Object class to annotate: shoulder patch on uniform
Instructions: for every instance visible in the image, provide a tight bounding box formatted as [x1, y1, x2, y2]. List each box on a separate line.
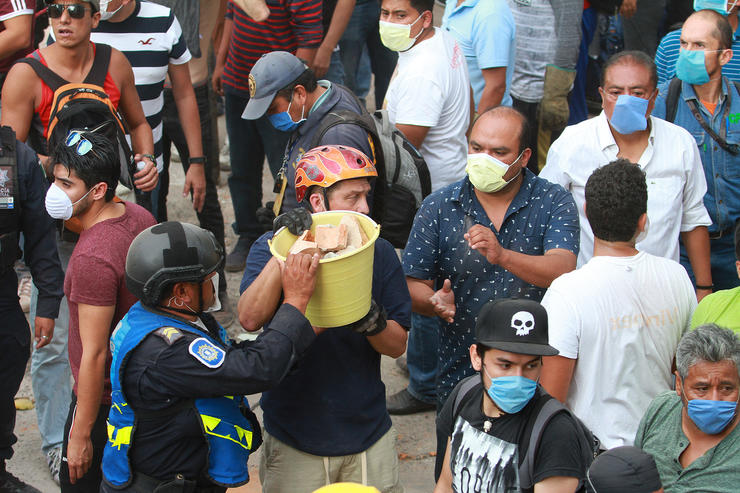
[188, 337, 225, 368]
[154, 326, 183, 345]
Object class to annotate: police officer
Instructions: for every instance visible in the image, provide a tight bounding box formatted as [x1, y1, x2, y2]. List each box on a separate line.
[0, 126, 64, 493]
[101, 221, 320, 492]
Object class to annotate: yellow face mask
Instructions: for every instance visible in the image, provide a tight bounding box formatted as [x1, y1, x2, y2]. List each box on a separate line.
[378, 14, 424, 52]
[465, 151, 523, 193]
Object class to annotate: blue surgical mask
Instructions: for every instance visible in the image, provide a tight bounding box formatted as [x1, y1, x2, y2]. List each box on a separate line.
[685, 389, 739, 434]
[268, 98, 306, 132]
[676, 49, 712, 85]
[483, 368, 538, 414]
[608, 94, 649, 135]
[694, 0, 736, 15]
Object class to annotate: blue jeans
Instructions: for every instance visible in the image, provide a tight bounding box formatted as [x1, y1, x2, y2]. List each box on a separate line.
[324, 49, 345, 86]
[224, 90, 290, 239]
[680, 234, 740, 292]
[568, 7, 597, 125]
[406, 313, 439, 404]
[30, 237, 74, 453]
[338, 0, 398, 110]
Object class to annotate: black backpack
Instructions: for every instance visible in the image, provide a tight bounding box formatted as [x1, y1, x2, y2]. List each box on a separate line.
[451, 375, 601, 492]
[16, 44, 137, 189]
[309, 87, 432, 249]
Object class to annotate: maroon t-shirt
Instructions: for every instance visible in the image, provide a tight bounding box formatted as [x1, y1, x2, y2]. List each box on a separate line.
[65, 201, 155, 403]
[0, 0, 35, 75]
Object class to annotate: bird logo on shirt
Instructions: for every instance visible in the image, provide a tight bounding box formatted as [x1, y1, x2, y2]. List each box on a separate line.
[138, 38, 155, 45]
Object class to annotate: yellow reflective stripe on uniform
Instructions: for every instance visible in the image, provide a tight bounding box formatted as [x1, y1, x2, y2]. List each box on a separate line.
[200, 414, 252, 450]
[107, 421, 133, 450]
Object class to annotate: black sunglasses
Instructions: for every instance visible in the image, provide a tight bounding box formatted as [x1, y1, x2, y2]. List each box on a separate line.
[47, 3, 90, 19]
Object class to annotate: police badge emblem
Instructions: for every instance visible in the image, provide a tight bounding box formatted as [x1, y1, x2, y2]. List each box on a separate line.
[248, 74, 256, 98]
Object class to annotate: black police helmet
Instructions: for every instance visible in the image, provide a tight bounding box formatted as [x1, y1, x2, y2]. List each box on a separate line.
[125, 221, 224, 306]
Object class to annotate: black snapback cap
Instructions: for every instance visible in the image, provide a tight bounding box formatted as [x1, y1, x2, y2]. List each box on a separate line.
[475, 298, 558, 357]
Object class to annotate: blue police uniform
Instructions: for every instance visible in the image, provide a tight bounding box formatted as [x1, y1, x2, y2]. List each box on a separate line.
[100, 301, 316, 492]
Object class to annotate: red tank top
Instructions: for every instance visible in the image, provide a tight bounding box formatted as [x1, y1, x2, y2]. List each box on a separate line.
[31, 44, 121, 137]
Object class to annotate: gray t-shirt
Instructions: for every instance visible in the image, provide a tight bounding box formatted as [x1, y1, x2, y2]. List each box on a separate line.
[635, 391, 740, 493]
[507, 0, 555, 103]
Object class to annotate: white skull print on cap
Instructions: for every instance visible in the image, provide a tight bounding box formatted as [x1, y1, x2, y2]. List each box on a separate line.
[511, 311, 535, 336]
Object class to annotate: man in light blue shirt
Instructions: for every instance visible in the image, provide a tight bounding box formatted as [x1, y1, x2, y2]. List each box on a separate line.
[441, 0, 515, 112]
[652, 9, 740, 291]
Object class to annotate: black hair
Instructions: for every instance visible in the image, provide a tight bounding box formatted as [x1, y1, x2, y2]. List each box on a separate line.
[49, 130, 120, 201]
[409, 0, 434, 16]
[475, 341, 492, 361]
[473, 105, 530, 155]
[585, 159, 647, 243]
[276, 66, 318, 100]
[693, 9, 733, 50]
[601, 50, 658, 91]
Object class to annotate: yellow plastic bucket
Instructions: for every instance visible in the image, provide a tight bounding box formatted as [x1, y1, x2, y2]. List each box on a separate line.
[268, 211, 380, 327]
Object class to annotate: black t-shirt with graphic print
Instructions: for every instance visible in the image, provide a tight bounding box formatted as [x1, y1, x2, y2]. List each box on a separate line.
[435, 378, 586, 493]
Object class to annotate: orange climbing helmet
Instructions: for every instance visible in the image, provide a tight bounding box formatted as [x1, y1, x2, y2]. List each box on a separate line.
[295, 145, 377, 203]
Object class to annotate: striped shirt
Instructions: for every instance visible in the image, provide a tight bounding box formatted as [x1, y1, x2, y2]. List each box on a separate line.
[90, 1, 191, 172]
[656, 28, 740, 86]
[222, 0, 323, 97]
[0, 0, 35, 74]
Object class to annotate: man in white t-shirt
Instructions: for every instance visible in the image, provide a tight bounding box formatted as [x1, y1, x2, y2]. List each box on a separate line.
[380, 0, 471, 416]
[381, 0, 470, 192]
[540, 159, 697, 450]
[540, 51, 713, 301]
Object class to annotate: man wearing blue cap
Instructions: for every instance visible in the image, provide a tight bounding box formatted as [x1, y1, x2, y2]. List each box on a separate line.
[241, 50, 373, 215]
[434, 298, 590, 493]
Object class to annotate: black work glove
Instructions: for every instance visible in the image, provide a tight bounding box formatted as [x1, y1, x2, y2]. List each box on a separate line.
[256, 202, 277, 233]
[273, 207, 312, 236]
[340, 300, 387, 336]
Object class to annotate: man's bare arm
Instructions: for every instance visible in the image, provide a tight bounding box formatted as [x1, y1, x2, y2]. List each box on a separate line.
[540, 355, 576, 403]
[477, 67, 507, 113]
[396, 123, 430, 150]
[0, 14, 32, 61]
[0, 62, 38, 141]
[111, 49, 158, 191]
[168, 62, 205, 211]
[66, 303, 115, 484]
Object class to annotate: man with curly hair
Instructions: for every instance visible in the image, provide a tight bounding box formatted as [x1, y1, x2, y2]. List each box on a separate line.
[540, 159, 698, 450]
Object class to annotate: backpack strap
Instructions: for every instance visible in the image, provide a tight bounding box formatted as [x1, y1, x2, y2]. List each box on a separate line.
[519, 396, 568, 490]
[451, 374, 480, 418]
[84, 43, 112, 87]
[664, 77, 683, 124]
[15, 53, 68, 92]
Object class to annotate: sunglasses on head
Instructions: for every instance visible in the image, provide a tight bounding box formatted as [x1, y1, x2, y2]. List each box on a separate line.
[65, 131, 93, 155]
[47, 3, 90, 19]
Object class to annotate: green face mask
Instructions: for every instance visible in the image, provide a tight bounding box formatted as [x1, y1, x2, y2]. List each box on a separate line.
[378, 14, 425, 52]
[465, 152, 523, 193]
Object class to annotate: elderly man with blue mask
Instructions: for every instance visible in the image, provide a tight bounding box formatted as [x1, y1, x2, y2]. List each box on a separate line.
[635, 324, 740, 491]
[652, 9, 740, 293]
[541, 50, 714, 301]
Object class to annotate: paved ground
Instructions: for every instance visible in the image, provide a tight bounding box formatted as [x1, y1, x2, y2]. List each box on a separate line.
[8, 114, 438, 492]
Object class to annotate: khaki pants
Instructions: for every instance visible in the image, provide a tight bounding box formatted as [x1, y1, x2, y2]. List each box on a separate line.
[259, 427, 403, 493]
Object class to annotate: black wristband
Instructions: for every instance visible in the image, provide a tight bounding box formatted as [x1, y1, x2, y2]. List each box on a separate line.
[363, 320, 388, 337]
[695, 284, 714, 290]
[188, 156, 206, 165]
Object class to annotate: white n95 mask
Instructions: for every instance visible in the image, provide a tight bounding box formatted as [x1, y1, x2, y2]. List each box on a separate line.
[44, 183, 93, 221]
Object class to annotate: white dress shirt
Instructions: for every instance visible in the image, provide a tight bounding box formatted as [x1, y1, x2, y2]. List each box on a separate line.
[541, 112, 711, 266]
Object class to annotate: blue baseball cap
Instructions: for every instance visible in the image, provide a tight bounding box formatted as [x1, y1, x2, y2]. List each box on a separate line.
[241, 51, 308, 120]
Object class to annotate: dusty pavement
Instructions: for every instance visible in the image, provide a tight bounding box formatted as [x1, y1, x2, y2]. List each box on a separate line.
[7, 115, 438, 492]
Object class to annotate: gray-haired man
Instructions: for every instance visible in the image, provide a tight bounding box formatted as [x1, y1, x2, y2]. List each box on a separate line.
[635, 324, 740, 491]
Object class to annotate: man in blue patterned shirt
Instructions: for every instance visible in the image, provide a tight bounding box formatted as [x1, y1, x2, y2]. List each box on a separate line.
[402, 106, 580, 409]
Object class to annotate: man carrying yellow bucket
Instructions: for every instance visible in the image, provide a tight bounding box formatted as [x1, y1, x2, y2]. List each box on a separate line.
[237, 145, 411, 493]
